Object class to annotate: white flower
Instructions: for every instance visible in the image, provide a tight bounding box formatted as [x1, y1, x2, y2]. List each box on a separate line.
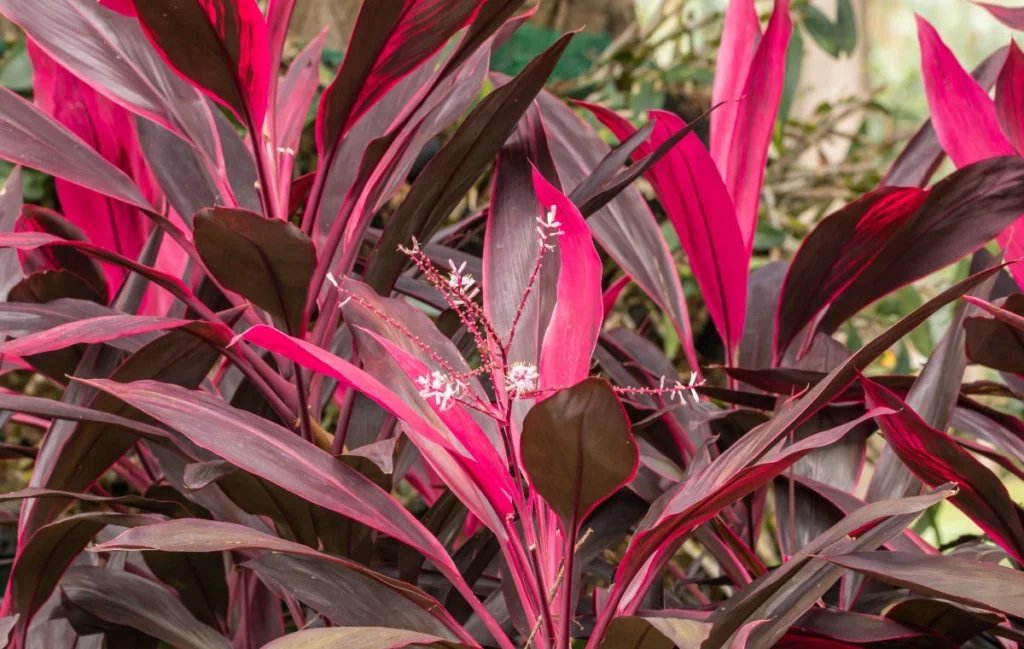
[536, 205, 564, 249]
[505, 362, 539, 397]
[447, 259, 480, 303]
[416, 371, 465, 412]
[397, 236, 421, 255]
[666, 373, 701, 404]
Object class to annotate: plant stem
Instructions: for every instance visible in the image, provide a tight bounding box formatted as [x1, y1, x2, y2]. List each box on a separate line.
[559, 523, 578, 649]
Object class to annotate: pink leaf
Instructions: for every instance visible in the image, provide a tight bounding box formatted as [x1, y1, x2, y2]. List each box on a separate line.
[275, 27, 328, 191]
[133, 0, 271, 131]
[996, 41, 1024, 154]
[98, 0, 136, 16]
[582, 104, 747, 355]
[603, 274, 630, 317]
[534, 168, 602, 390]
[718, 0, 791, 250]
[711, 0, 761, 172]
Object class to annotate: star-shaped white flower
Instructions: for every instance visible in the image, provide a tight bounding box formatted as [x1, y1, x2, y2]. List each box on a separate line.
[505, 362, 539, 397]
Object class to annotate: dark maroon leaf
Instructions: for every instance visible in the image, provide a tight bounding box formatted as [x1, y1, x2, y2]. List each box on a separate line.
[885, 598, 1000, 647]
[364, 34, 573, 294]
[521, 378, 638, 531]
[0, 168, 22, 300]
[143, 549, 228, 632]
[59, 566, 231, 649]
[863, 378, 1024, 563]
[258, 627, 465, 649]
[822, 552, 1024, 618]
[193, 207, 316, 334]
[740, 261, 788, 371]
[133, 0, 270, 132]
[0, 487, 189, 518]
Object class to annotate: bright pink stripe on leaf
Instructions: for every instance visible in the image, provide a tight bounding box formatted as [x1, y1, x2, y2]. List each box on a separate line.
[534, 168, 602, 390]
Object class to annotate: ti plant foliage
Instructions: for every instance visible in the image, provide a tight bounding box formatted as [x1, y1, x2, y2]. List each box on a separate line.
[0, 1, 1020, 648]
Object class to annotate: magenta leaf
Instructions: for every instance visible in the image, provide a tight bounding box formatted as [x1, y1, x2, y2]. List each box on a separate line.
[133, 0, 271, 132]
[710, 0, 761, 174]
[534, 169, 603, 388]
[98, 0, 136, 16]
[715, 0, 792, 250]
[582, 104, 747, 355]
[862, 377, 1024, 563]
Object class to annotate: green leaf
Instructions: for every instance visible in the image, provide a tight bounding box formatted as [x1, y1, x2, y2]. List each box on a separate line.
[776, 25, 804, 147]
[801, 4, 842, 58]
[836, 0, 858, 56]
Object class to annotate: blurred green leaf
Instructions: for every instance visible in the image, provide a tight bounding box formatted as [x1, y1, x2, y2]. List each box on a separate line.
[836, 0, 857, 55]
[775, 25, 804, 147]
[0, 43, 33, 93]
[801, 0, 856, 59]
[753, 222, 785, 252]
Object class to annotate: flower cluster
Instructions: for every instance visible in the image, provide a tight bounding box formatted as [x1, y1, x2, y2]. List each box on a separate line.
[416, 371, 467, 412]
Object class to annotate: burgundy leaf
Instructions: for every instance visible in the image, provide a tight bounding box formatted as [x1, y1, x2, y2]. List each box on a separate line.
[193, 207, 316, 334]
[0, 168, 23, 300]
[521, 378, 637, 530]
[535, 170, 603, 388]
[275, 27, 327, 187]
[582, 104, 747, 354]
[4, 512, 162, 641]
[862, 378, 1024, 563]
[740, 261, 787, 371]
[59, 566, 231, 649]
[779, 157, 1024, 356]
[996, 41, 1024, 154]
[133, 0, 271, 131]
[822, 551, 1024, 618]
[597, 617, 711, 649]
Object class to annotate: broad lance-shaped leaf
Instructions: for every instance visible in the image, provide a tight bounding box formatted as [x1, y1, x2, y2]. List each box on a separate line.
[535, 88, 701, 376]
[716, 0, 792, 250]
[0, 86, 147, 209]
[582, 104, 747, 355]
[997, 41, 1024, 154]
[965, 294, 1024, 374]
[521, 378, 637, 532]
[534, 169, 603, 389]
[194, 207, 316, 335]
[862, 378, 1024, 564]
[95, 519, 469, 640]
[822, 551, 1024, 618]
[0, 168, 22, 300]
[59, 566, 232, 649]
[597, 617, 711, 649]
[775, 156, 1024, 357]
[133, 0, 271, 131]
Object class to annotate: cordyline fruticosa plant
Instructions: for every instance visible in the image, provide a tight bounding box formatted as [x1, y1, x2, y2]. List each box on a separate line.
[0, 0, 1023, 647]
